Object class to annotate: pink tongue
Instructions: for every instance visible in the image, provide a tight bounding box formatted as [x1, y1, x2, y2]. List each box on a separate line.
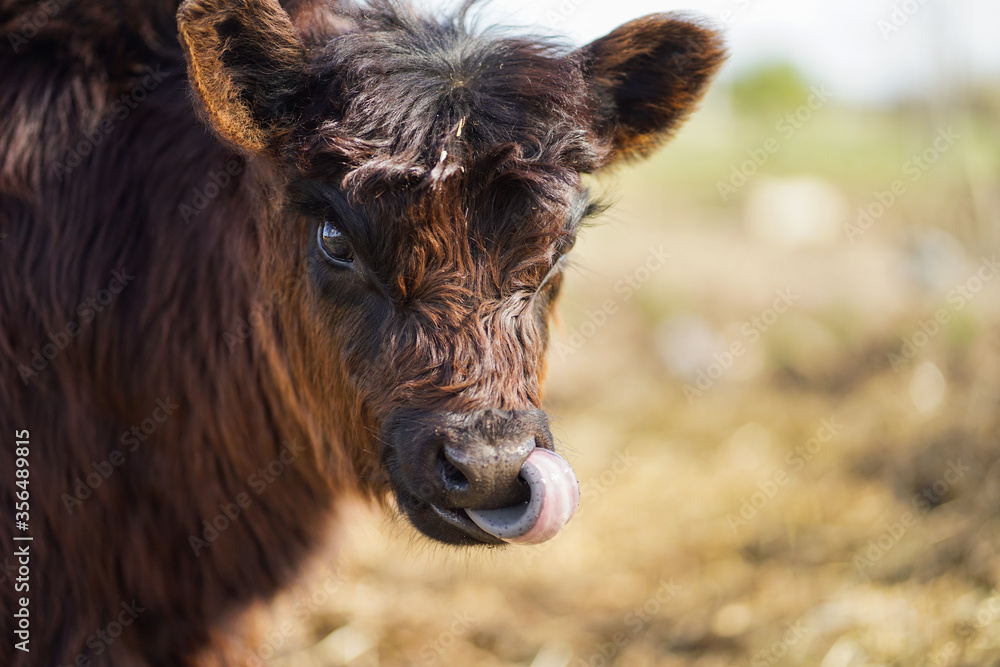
[465, 449, 579, 545]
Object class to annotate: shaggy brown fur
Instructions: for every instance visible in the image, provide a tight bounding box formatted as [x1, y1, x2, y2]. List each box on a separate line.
[0, 0, 724, 664]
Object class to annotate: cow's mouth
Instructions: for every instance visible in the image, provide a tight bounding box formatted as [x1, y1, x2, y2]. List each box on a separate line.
[395, 490, 504, 545]
[389, 448, 581, 546]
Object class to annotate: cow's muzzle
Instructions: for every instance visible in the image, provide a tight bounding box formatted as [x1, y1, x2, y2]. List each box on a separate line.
[380, 408, 579, 545]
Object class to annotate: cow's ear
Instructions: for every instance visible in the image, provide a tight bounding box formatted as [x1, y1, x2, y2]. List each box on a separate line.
[177, 0, 307, 154]
[580, 14, 726, 165]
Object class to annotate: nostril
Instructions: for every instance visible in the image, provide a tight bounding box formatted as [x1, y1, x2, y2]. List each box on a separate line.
[438, 438, 534, 509]
[439, 458, 470, 493]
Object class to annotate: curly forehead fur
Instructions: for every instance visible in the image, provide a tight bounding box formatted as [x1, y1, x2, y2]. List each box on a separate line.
[301, 1, 610, 188]
[284, 1, 612, 312]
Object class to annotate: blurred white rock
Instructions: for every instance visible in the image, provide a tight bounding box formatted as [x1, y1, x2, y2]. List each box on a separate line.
[530, 642, 572, 667]
[710, 602, 754, 637]
[744, 176, 848, 248]
[910, 361, 947, 414]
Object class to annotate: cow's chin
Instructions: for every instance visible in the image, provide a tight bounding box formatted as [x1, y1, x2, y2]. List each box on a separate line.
[392, 488, 506, 546]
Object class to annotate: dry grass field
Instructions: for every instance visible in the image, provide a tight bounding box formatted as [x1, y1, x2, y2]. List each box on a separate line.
[259, 76, 1000, 667]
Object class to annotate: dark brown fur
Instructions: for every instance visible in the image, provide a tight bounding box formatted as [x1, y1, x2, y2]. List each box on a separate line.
[0, 1, 724, 664]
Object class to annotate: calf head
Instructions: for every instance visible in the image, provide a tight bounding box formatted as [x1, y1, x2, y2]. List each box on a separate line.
[177, 0, 724, 545]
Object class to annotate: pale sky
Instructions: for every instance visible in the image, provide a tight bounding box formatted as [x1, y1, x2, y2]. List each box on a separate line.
[442, 0, 1000, 106]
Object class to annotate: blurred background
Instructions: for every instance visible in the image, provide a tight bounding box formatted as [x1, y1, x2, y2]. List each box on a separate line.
[266, 1, 1000, 664]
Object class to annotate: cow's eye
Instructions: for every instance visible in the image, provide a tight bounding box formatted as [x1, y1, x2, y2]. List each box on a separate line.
[318, 220, 355, 266]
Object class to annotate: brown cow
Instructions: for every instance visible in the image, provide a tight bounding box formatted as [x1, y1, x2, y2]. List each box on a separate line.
[0, 0, 724, 664]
